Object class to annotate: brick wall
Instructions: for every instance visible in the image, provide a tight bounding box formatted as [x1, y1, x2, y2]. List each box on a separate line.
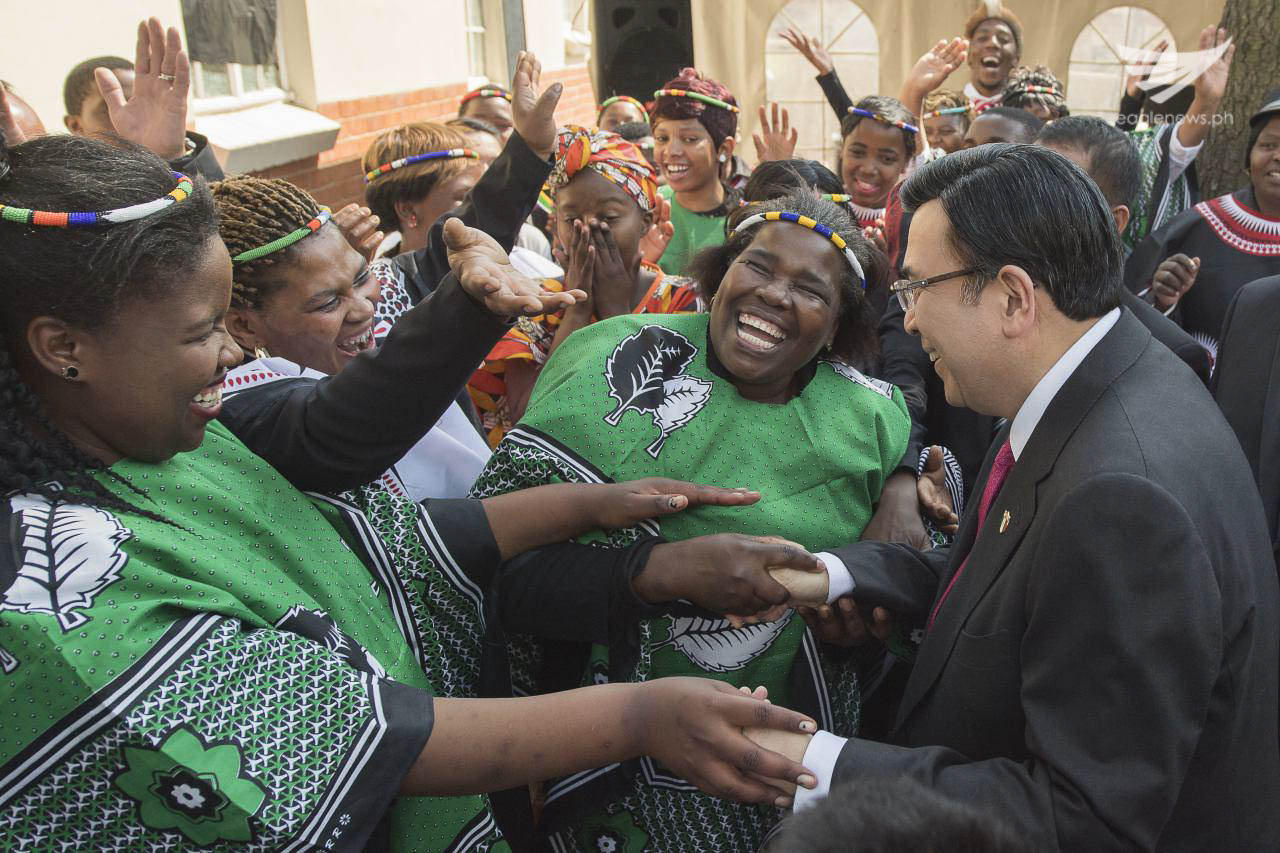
[251, 64, 597, 210]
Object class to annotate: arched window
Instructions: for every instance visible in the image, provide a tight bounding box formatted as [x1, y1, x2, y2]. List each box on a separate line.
[1067, 6, 1175, 121]
[765, 0, 878, 167]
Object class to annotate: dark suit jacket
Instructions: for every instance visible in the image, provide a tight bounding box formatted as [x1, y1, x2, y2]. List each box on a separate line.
[831, 311, 1280, 851]
[1213, 273, 1280, 564]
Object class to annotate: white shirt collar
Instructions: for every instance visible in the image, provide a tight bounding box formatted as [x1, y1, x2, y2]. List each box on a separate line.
[1008, 308, 1121, 460]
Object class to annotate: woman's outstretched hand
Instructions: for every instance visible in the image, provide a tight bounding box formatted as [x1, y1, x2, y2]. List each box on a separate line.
[443, 217, 586, 316]
[634, 678, 817, 807]
[593, 479, 761, 529]
[510, 50, 562, 160]
[98, 18, 190, 161]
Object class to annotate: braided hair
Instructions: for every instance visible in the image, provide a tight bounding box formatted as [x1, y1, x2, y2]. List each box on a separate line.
[210, 176, 323, 310]
[1002, 66, 1069, 120]
[0, 131, 218, 520]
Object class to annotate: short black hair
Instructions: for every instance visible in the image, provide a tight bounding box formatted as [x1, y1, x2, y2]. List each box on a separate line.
[973, 107, 1044, 143]
[690, 189, 883, 366]
[614, 121, 653, 144]
[741, 158, 844, 203]
[1036, 115, 1141, 210]
[446, 116, 500, 139]
[841, 95, 917, 157]
[63, 55, 133, 117]
[901, 143, 1122, 320]
[765, 777, 1034, 853]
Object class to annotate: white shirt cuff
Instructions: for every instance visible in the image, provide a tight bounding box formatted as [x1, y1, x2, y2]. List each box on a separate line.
[816, 552, 855, 603]
[793, 730, 848, 811]
[1167, 119, 1203, 180]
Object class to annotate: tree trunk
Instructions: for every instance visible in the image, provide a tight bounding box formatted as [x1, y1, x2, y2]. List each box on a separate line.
[1199, 0, 1280, 200]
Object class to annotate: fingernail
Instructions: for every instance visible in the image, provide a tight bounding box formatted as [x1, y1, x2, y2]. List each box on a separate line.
[668, 496, 682, 509]
[799, 720, 816, 732]
[775, 796, 792, 808]
[797, 774, 817, 788]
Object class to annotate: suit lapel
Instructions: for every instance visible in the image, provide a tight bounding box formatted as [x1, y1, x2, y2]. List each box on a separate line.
[893, 311, 1152, 733]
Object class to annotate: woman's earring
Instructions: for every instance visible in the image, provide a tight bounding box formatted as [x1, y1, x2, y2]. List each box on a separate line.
[718, 153, 727, 163]
[60, 365, 80, 380]
[254, 346, 270, 360]
[408, 215, 418, 228]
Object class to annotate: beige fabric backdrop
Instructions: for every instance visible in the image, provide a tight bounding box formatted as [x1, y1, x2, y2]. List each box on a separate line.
[689, 0, 1226, 161]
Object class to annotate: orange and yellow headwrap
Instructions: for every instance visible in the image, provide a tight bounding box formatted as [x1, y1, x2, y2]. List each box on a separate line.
[546, 125, 658, 213]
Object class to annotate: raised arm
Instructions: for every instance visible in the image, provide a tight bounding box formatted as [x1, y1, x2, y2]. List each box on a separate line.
[778, 28, 854, 120]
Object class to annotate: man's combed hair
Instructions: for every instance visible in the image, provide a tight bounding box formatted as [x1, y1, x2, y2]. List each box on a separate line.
[840, 95, 917, 157]
[63, 55, 133, 116]
[0, 131, 218, 520]
[975, 106, 1044, 143]
[210, 176, 324, 310]
[901, 143, 1123, 320]
[690, 189, 883, 366]
[1036, 115, 1141, 210]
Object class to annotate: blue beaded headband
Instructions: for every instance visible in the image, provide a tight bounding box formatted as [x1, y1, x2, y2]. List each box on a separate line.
[732, 210, 866, 290]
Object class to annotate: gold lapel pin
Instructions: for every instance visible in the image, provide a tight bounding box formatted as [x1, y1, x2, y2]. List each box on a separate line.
[999, 510, 1011, 533]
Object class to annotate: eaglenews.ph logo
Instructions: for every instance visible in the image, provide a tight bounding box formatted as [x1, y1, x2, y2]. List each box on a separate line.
[1118, 39, 1232, 103]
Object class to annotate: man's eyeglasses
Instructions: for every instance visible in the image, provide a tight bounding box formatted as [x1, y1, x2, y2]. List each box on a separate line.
[889, 268, 981, 311]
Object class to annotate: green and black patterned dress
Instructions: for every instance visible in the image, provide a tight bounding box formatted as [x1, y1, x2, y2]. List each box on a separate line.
[0, 421, 507, 851]
[470, 312, 911, 852]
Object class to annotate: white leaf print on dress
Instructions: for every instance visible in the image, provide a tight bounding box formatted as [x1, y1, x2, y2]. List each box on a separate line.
[647, 375, 713, 457]
[658, 615, 789, 673]
[2, 494, 131, 632]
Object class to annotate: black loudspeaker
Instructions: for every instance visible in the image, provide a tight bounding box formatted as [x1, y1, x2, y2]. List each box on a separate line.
[593, 0, 695, 104]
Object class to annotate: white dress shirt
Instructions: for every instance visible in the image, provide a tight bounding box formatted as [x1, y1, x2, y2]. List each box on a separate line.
[794, 307, 1121, 809]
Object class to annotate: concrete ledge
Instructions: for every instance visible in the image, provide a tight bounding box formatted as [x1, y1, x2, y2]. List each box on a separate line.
[194, 101, 341, 174]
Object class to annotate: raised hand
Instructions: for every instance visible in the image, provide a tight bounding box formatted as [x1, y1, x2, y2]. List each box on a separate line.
[634, 533, 824, 617]
[918, 445, 959, 534]
[0, 85, 28, 146]
[752, 103, 798, 164]
[592, 478, 760, 529]
[509, 50, 562, 159]
[1192, 26, 1235, 110]
[900, 37, 968, 114]
[1125, 38, 1169, 98]
[98, 18, 190, 160]
[639, 195, 674, 265]
[443, 217, 586, 316]
[634, 677, 817, 807]
[778, 27, 834, 76]
[1151, 254, 1199, 312]
[333, 204, 384, 262]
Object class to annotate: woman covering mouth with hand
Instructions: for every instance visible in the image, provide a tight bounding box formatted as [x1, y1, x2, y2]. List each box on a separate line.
[650, 68, 742, 276]
[471, 190, 911, 851]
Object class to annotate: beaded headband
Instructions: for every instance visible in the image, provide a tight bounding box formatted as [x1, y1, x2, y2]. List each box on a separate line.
[820, 194, 852, 203]
[653, 88, 740, 114]
[536, 188, 555, 215]
[921, 105, 973, 120]
[599, 95, 650, 122]
[460, 87, 511, 106]
[0, 172, 193, 228]
[1018, 84, 1063, 97]
[846, 107, 918, 134]
[364, 148, 479, 183]
[233, 207, 332, 263]
[732, 211, 866, 290]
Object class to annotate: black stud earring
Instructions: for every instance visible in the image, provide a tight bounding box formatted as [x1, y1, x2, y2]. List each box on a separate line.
[61, 365, 80, 380]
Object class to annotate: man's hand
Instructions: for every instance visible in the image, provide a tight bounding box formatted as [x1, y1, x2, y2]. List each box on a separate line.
[1125, 38, 1168, 99]
[333, 204, 384, 262]
[591, 479, 760, 529]
[640, 196, 674, 266]
[509, 50, 562, 160]
[861, 470, 931, 549]
[632, 678, 816, 808]
[778, 28, 834, 76]
[99, 18, 190, 160]
[1151, 254, 1199, 312]
[798, 598, 893, 647]
[753, 103, 798, 164]
[900, 37, 967, 114]
[634, 533, 823, 617]
[0, 85, 28, 146]
[918, 446, 959, 534]
[443, 217, 586, 316]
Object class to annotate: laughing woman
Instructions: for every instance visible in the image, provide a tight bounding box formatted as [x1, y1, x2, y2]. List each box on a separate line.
[0, 132, 826, 851]
[838, 96, 918, 231]
[471, 191, 910, 851]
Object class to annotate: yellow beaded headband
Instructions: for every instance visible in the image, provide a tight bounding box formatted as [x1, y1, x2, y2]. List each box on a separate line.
[732, 210, 866, 289]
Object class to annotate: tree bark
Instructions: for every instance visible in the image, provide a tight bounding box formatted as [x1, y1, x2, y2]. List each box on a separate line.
[1199, 0, 1280, 200]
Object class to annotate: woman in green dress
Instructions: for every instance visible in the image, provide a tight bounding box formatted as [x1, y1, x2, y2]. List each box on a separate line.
[0, 128, 826, 851]
[471, 191, 911, 850]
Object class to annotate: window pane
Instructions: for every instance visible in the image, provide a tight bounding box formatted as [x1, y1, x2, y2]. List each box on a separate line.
[1067, 6, 1174, 123]
[468, 32, 487, 78]
[466, 0, 485, 27]
[201, 64, 232, 97]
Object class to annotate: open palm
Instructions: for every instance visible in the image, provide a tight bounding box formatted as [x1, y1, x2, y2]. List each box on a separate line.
[99, 18, 190, 160]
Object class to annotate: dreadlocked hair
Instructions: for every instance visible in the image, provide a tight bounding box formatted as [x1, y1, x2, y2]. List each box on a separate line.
[1002, 66, 1069, 119]
[210, 176, 324, 310]
[0, 130, 218, 523]
[693, 190, 884, 367]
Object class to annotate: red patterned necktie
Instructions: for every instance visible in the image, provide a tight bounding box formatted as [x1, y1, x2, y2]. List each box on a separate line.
[928, 439, 1015, 630]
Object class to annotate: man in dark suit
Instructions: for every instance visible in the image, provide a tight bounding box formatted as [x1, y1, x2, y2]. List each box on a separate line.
[752, 145, 1280, 851]
[1214, 273, 1280, 566]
